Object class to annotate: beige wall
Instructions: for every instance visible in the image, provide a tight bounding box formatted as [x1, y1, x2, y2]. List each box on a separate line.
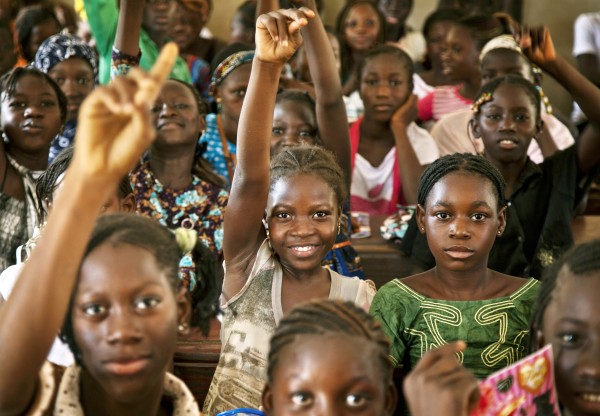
[208, 0, 600, 115]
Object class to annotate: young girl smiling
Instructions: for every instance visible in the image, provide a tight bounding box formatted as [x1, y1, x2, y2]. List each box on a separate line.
[203, 8, 375, 413]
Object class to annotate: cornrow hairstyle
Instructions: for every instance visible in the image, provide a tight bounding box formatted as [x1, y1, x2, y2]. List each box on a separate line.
[454, 13, 510, 51]
[161, 79, 226, 189]
[267, 299, 393, 384]
[355, 44, 414, 89]
[417, 153, 506, 209]
[472, 75, 541, 123]
[60, 213, 222, 364]
[15, 5, 61, 62]
[532, 240, 600, 343]
[335, 0, 386, 83]
[269, 144, 346, 208]
[0, 66, 68, 128]
[275, 89, 323, 146]
[35, 147, 133, 224]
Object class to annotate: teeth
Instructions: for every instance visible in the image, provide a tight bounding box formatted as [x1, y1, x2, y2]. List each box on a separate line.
[293, 246, 313, 252]
[581, 394, 600, 402]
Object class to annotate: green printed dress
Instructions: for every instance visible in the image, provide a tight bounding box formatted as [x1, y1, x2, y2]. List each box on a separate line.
[370, 278, 540, 379]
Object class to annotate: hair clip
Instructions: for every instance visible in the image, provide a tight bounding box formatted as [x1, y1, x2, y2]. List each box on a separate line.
[471, 92, 493, 113]
[535, 85, 553, 115]
[173, 227, 198, 254]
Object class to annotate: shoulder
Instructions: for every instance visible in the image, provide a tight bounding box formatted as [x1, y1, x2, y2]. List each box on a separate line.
[509, 277, 540, 302]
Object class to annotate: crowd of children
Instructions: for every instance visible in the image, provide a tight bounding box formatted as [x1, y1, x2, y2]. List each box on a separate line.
[0, 0, 599, 414]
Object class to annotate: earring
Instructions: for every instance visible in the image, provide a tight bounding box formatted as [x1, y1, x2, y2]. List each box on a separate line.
[337, 223, 341, 234]
[497, 230, 503, 236]
[420, 227, 425, 232]
[178, 323, 189, 333]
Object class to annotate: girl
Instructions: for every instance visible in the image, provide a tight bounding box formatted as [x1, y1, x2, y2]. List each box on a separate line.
[431, 34, 575, 163]
[418, 14, 508, 124]
[335, 0, 386, 96]
[0, 43, 219, 415]
[33, 33, 98, 161]
[350, 44, 439, 215]
[83, 0, 191, 84]
[0, 67, 67, 271]
[263, 300, 397, 414]
[403, 239, 600, 416]
[413, 8, 463, 99]
[371, 152, 540, 379]
[202, 44, 254, 186]
[379, 0, 426, 63]
[14, 5, 61, 63]
[203, 8, 376, 413]
[403, 27, 600, 280]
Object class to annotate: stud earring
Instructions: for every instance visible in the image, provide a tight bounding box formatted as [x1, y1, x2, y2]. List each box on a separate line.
[420, 227, 425, 232]
[178, 323, 189, 333]
[337, 223, 341, 234]
[497, 230, 503, 236]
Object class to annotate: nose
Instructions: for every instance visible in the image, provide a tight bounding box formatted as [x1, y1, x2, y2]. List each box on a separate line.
[24, 104, 42, 118]
[290, 216, 315, 237]
[449, 217, 470, 239]
[499, 115, 516, 131]
[376, 82, 391, 98]
[106, 308, 143, 345]
[577, 341, 600, 381]
[281, 133, 300, 147]
[158, 103, 176, 118]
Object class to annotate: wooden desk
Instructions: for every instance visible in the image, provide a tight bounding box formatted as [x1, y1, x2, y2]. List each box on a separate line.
[572, 215, 600, 244]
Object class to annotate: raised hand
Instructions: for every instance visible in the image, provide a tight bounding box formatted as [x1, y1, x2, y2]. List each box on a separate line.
[72, 43, 178, 182]
[403, 341, 480, 416]
[516, 26, 557, 68]
[255, 8, 315, 65]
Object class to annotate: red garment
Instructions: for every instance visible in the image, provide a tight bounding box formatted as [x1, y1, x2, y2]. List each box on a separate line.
[349, 117, 406, 215]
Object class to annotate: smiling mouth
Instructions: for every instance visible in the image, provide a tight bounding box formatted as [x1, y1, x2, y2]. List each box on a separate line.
[497, 138, 519, 149]
[158, 121, 183, 130]
[580, 393, 600, 403]
[289, 244, 319, 257]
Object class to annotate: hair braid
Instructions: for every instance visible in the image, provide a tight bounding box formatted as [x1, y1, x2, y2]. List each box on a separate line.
[267, 300, 392, 384]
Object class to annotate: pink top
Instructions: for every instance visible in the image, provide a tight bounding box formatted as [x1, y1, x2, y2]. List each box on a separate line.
[418, 85, 472, 122]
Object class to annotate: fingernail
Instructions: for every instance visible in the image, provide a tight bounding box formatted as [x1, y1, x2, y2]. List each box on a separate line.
[282, 39, 288, 47]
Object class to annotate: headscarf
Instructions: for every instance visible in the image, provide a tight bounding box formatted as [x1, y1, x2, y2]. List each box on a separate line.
[33, 33, 98, 82]
[479, 34, 522, 62]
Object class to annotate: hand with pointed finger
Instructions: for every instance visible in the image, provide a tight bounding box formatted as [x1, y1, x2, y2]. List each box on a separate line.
[72, 43, 178, 182]
[255, 8, 315, 65]
[403, 341, 480, 416]
[516, 26, 556, 67]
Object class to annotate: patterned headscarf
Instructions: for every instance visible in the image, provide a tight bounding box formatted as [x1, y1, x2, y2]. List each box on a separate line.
[479, 34, 522, 62]
[33, 33, 98, 82]
[209, 50, 254, 89]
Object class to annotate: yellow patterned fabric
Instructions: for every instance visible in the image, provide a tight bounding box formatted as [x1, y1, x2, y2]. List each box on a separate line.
[370, 278, 540, 379]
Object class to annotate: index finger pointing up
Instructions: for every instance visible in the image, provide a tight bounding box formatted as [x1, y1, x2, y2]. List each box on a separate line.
[134, 42, 179, 106]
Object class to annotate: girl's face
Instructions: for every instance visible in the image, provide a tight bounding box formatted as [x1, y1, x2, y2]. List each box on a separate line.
[142, 0, 173, 34]
[48, 57, 94, 123]
[28, 19, 61, 62]
[343, 3, 381, 52]
[263, 334, 396, 415]
[416, 172, 505, 272]
[152, 80, 204, 148]
[270, 100, 318, 156]
[472, 83, 541, 165]
[266, 173, 339, 275]
[540, 271, 600, 416]
[214, 62, 251, 129]
[441, 25, 480, 82]
[359, 54, 411, 123]
[379, 0, 412, 26]
[480, 49, 533, 86]
[168, 2, 207, 51]
[73, 242, 188, 403]
[1, 74, 62, 156]
[425, 20, 454, 68]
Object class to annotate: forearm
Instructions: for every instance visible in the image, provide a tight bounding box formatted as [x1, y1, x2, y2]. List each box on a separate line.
[0, 172, 111, 413]
[256, 0, 278, 18]
[393, 123, 424, 204]
[114, 0, 144, 56]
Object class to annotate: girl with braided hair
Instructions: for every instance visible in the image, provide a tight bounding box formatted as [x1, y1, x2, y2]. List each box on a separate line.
[371, 152, 540, 380]
[262, 300, 397, 414]
[203, 8, 375, 413]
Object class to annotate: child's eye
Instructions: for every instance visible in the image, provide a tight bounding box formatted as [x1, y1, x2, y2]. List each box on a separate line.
[291, 392, 312, 406]
[364, 79, 378, 86]
[514, 114, 530, 122]
[82, 303, 107, 316]
[8, 101, 25, 109]
[174, 103, 191, 110]
[345, 20, 357, 29]
[435, 212, 450, 220]
[77, 77, 92, 85]
[234, 89, 246, 98]
[53, 77, 65, 85]
[151, 105, 162, 113]
[390, 80, 402, 87]
[275, 212, 291, 219]
[485, 114, 502, 121]
[41, 100, 57, 108]
[452, 46, 462, 53]
[313, 211, 329, 218]
[298, 130, 315, 138]
[346, 393, 368, 407]
[365, 19, 375, 27]
[471, 213, 487, 221]
[559, 333, 581, 346]
[135, 296, 161, 310]
[272, 127, 284, 135]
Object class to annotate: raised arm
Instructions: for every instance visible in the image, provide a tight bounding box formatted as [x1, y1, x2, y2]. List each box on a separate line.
[114, 0, 144, 58]
[292, 0, 351, 190]
[0, 45, 176, 415]
[222, 8, 314, 300]
[392, 94, 424, 204]
[519, 26, 600, 174]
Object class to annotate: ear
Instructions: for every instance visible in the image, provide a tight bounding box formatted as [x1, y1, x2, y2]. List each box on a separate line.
[384, 381, 399, 415]
[262, 383, 274, 414]
[176, 287, 192, 336]
[535, 118, 544, 139]
[470, 117, 482, 139]
[416, 204, 426, 234]
[196, 112, 206, 134]
[119, 194, 136, 213]
[496, 205, 507, 236]
[534, 329, 546, 350]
